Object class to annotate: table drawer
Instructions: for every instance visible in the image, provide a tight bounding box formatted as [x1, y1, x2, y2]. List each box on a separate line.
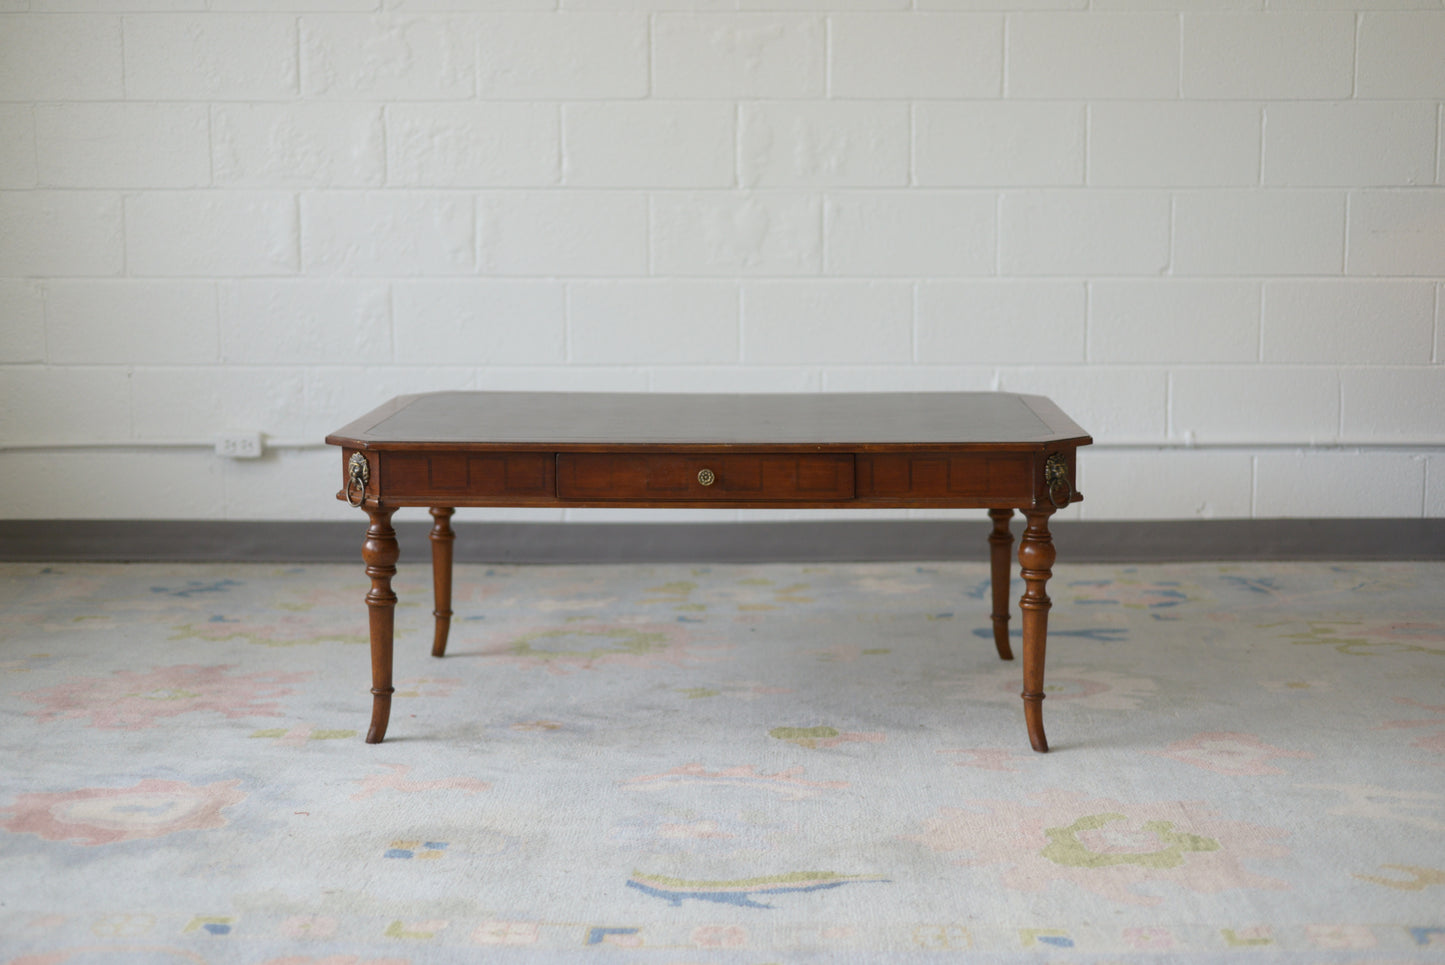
[557, 452, 855, 501]
[857, 452, 1033, 499]
[379, 451, 554, 500]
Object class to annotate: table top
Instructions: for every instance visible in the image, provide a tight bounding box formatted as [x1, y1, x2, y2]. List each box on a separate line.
[327, 391, 1092, 451]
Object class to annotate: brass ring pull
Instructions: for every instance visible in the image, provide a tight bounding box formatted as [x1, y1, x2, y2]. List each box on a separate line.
[346, 453, 370, 508]
[1044, 453, 1074, 509]
[697, 468, 716, 487]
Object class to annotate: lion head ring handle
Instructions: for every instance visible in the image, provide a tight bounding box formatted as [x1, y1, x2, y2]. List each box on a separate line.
[346, 453, 370, 508]
[1044, 453, 1074, 509]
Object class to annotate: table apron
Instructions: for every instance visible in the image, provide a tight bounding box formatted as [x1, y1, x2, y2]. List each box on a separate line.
[343, 447, 1080, 511]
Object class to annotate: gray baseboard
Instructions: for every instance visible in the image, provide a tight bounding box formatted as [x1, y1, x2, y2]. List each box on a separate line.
[1, 518, 1442, 563]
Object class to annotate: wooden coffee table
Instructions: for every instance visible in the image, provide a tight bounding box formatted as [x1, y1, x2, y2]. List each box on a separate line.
[327, 392, 1091, 752]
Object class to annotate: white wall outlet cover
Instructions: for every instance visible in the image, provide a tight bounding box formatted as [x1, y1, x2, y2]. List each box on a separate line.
[216, 433, 264, 459]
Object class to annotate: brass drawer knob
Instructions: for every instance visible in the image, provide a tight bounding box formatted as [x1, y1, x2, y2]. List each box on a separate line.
[697, 468, 716, 487]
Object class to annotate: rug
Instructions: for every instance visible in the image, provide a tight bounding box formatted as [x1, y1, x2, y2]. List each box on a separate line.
[1, 559, 1442, 964]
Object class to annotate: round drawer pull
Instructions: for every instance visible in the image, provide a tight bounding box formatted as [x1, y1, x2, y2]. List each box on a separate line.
[697, 468, 716, 487]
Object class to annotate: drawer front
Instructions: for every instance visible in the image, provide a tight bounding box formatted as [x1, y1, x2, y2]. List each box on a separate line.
[380, 452, 554, 500]
[557, 452, 855, 502]
[857, 452, 1032, 500]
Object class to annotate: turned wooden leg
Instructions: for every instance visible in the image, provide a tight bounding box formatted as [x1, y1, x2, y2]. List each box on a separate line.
[987, 508, 1015, 661]
[1019, 507, 1056, 753]
[363, 506, 399, 744]
[429, 507, 456, 658]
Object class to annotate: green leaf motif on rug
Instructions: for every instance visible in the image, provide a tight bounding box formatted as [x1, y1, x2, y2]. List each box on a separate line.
[680, 687, 721, 699]
[633, 870, 869, 889]
[169, 623, 368, 648]
[1041, 813, 1221, 870]
[127, 687, 200, 702]
[770, 725, 839, 743]
[506, 627, 671, 661]
[641, 581, 699, 605]
[1276, 620, 1445, 657]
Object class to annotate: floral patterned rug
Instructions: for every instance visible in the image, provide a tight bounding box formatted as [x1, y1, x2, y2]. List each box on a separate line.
[1, 560, 1443, 964]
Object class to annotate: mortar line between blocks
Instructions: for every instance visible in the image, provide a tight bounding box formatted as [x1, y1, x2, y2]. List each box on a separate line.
[1175, 13, 1183, 100]
[118, 15, 128, 101]
[993, 193, 1002, 277]
[1437, 103, 1444, 188]
[824, 16, 833, 99]
[1340, 191, 1350, 276]
[1164, 369, 1173, 444]
[1165, 191, 1176, 277]
[645, 13, 654, 99]
[205, 106, 218, 189]
[119, 187, 129, 279]
[293, 15, 303, 100]
[733, 100, 742, 190]
[999, 14, 1009, 99]
[1351, 12, 1361, 101]
[1256, 104, 1265, 188]
[1257, 283, 1265, 363]
[1336, 371, 1344, 441]
[907, 102, 917, 188]
[1434, 283, 1441, 365]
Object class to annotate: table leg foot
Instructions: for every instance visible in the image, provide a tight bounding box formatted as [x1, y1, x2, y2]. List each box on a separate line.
[987, 508, 1014, 661]
[363, 506, 398, 744]
[366, 692, 392, 745]
[1019, 507, 1056, 754]
[1023, 695, 1048, 753]
[429, 507, 456, 658]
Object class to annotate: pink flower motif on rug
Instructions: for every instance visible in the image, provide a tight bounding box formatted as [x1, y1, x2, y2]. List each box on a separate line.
[1122, 926, 1176, 950]
[939, 748, 1024, 772]
[622, 763, 848, 800]
[351, 764, 491, 801]
[692, 925, 748, 948]
[1379, 698, 1445, 756]
[20, 664, 308, 729]
[481, 623, 726, 674]
[1306, 924, 1377, 949]
[906, 790, 1289, 906]
[11, 949, 208, 965]
[1, 779, 245, 845]
[258, 957, 410, 965]
[1152, 732, 1312, 776]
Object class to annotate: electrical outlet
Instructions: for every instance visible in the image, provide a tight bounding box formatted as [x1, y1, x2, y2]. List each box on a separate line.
[216, 433, 264, 459]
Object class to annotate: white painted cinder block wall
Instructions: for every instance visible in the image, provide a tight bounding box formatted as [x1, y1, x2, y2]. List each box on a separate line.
[0, 2, 1442, 524]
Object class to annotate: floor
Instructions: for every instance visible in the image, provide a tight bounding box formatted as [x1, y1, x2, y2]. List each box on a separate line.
[1, 560, 1443, 963]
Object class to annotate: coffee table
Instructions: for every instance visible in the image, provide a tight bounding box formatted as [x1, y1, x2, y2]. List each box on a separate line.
[327, 391, 1091, 752]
